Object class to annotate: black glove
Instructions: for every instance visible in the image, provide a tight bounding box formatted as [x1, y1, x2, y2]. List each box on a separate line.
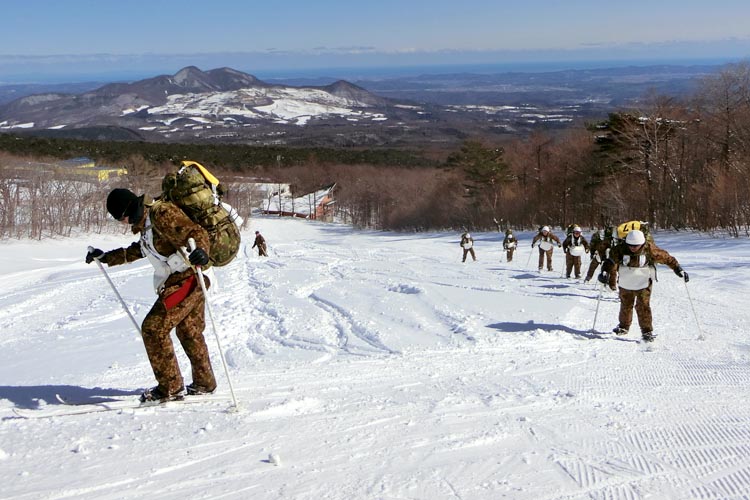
[86, 248, 104, 264]
[675, 266, 689, 282]
[597, 272, 609, 284]
[601, 258, 614, 273]
[558, 244, 562, 248]
[531, 243, 535, 248]
[188, 247, 209, 266]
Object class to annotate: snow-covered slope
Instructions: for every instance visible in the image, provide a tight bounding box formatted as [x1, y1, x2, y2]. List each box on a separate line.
[1, 219, 749, 499]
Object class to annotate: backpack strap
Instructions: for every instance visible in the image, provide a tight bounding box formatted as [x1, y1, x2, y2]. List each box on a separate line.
[181, 161, 220, 186]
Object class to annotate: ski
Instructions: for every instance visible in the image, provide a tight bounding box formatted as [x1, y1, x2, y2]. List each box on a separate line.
[579, 331, 641, 343]
[587, 331, 660, 349]
[54, 392, 230, 406]
[13, 393, 233, 419]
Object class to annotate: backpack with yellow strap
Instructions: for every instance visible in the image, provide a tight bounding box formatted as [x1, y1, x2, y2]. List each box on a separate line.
[158, 161, 242, 268]
[616, 220, 654, 244]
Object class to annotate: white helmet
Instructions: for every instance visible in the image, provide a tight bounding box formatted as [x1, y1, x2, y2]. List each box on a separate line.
[465, 233, 471, 238]
[625, 229, 646, 245]
[541, 226, 550, 232]
[572, 226, 582, 233]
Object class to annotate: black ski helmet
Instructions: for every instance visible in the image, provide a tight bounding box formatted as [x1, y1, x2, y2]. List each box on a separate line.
[107, 188, 143, 221]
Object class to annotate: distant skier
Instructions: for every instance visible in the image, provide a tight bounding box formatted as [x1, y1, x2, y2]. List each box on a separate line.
[502, 228, 518, 262]
[562, 225, 589, 278]
[531, 226, 561, 271]
[85, 188, 217, 403]
[460, 232, 476, 262]
[252, 230, 268, 257]
[599, 229, 689, 342]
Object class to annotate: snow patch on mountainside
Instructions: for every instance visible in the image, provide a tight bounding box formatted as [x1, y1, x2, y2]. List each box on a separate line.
[147, 87, 384, 126]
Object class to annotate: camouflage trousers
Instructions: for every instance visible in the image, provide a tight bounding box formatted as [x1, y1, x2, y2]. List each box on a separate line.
[538, 248, 554, 270]
[505, 247, 515, 262]
[565, 254, 583, 278]
[585, 258, 600, 281]
[462, 247, 476, 262]
[617, 285, 654, 333]
[140, 276, 216, 396]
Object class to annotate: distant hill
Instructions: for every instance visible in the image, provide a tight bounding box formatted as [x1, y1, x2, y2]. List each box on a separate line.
[0, 66, 397, 144]
[0, 63, 724, 147]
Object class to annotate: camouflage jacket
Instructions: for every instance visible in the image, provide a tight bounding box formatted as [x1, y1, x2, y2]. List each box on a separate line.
[532, 232, 561, 247]
[606, 241, 680, 290]
[101, 201, 210, 294]
[502, 233, 517, 249]
[252, 234, 266, 248]
[589, 232, 607, 260]
[562, 234, 590, 253]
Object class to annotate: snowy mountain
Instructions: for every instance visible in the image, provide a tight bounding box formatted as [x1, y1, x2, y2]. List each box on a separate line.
[0, 66, 391, 136]
[1, 218, 749, 499]
[0, 64, 722, 147]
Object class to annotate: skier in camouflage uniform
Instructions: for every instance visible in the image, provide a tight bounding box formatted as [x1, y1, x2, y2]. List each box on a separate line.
[252, 230, 268, 257]
[599, 229, 689, 342]
[584, 226, 614, 283]
[562, 226, 590, 278]
[531, 226, 561, 271]
[502, 229, 518, 262]
[460, 232, 477, 262]
[86, 188, 217, 402]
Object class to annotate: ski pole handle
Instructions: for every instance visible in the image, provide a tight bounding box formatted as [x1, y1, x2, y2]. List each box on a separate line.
[87, 245, 99, 261]
[187, 238, 201, 269]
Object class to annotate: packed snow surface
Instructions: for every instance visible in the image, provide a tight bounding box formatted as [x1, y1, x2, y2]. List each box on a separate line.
[1, 218, 749, 499]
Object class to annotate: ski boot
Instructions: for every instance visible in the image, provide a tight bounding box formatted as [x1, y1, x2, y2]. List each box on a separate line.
[140, 386, 185, 404]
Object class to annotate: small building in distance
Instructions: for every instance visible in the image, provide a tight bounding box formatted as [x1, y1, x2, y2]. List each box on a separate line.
[55, 157, 127, 182]
[262, 183, 336, 221]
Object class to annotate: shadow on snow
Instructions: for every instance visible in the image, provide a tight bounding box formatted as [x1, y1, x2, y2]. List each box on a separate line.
[487, 320, 602, 340]
[0, 385, 138, 409]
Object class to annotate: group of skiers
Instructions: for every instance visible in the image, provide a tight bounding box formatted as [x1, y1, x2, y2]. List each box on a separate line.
[83, 176, 689, 405]
[461, 221, 689, 344]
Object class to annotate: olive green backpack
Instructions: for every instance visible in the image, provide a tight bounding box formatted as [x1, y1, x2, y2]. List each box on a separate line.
[160, 161, 241, 268]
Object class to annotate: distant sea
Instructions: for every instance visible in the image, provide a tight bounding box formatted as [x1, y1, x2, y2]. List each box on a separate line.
[0, 57, 740, 86]
[255, 57, 739, 81]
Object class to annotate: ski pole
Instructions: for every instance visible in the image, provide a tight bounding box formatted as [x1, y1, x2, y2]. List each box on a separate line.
[525, 246, 534, 270]
[683, 281, 705, 341]
[590, 282, 604, 333]
[89, 246, 141, 336]
[187, 238, 239, 410]
[560, 252, 566, 278]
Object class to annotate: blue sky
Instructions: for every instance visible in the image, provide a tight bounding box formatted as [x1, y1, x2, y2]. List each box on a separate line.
[2, 0, 750, 82]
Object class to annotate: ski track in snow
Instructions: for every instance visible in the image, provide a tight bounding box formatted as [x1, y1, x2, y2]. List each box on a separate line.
[1, 220, 750, 499]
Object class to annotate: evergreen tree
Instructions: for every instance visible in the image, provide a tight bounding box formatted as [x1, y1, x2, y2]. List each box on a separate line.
[447, 140, 511, 228]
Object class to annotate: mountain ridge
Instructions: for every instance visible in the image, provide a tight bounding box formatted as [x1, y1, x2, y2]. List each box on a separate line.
[0, 63, 722, 147]
[0, 66, 392, 140]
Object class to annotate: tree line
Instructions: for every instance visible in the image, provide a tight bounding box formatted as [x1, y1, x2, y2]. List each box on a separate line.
[2, 61, 750, 238]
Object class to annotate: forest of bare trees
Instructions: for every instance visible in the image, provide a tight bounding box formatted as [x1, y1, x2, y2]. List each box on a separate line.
[328, 63, 750, 235]
[2, 62, 750, 239]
